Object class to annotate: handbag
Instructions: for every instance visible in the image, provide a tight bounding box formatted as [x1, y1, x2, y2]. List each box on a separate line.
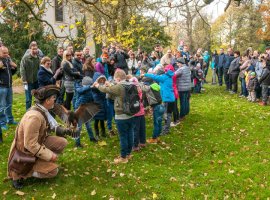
[8, 125, 36, 176]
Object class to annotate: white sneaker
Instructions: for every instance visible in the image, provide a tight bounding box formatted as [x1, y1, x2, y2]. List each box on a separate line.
[170, 122, 176, 127]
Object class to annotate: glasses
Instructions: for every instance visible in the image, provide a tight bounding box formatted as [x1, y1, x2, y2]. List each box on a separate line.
[66, 54, 71, 56]
[76, 54, 82, 57]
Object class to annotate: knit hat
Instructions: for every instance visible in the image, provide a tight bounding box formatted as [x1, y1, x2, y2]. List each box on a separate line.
[32, 85, 60, 101]
[82, 76, 93, 86]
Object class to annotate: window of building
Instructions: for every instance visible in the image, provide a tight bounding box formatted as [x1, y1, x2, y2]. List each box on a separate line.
[55, 0, 64, 22]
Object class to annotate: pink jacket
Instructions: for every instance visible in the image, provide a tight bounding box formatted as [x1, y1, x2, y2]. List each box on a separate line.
[129, 77, 145, 116]
[165, 65, 179, 99]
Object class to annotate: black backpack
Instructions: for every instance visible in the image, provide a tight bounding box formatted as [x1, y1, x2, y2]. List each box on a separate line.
[150, 88, 162, 105]
[122, 83, 140, 115]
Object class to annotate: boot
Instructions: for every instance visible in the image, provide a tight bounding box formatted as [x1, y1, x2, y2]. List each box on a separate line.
[101, 128, 107, 138]
[12, 179, 23, 189]
[0, 128, 3, 143]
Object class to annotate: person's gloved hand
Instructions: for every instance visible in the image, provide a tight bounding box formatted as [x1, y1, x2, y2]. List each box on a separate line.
[55, 126, 80, 138]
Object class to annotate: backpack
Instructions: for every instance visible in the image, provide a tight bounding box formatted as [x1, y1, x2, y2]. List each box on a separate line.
[150, 87, 162, 105]
[122, 83, 140, 115]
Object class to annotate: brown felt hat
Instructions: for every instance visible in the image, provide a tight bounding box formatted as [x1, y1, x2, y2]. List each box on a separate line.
[32, 85, 60, 101]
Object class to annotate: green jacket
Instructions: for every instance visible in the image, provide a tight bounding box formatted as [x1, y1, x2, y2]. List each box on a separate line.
[97, 81, 132, 120]
[20, 54, 40, 83]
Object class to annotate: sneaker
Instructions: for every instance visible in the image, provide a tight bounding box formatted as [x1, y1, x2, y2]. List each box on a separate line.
[229, 91, 236, 94]
[132, 147, 140, 152]
[114, 156, 128, 164]
[147, 138, 158, 144]
[126, 154, 133, 160]
[75, 143, 84, 148]
[90, 138, 98, 143]
[259, 102, 267, 106]
[139, 143, 146, 148]
[1, 125, 8, 131]
[170, 122, 176, 127]
[8, 121, 18, 125]
[12, 179, 23, 189]
[160, 131, 169, 136]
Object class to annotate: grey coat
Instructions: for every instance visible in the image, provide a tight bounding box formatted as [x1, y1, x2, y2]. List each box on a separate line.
[228, 57, 241, 74]
[175, 65, 191, 92]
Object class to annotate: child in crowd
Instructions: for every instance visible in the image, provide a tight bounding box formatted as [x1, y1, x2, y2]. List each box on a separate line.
[92, 72, 107, 138]
[74, 76, 97, 147]
[93, 69, 134, 164]
[247, 72, 258, 102]
[194, 63, 204, 93]
[129, 77, 146, 151]
[141, 81, 164, 144]
[144, 65, 175, 135]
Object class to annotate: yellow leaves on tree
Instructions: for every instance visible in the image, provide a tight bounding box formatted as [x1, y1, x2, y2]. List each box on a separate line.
[257, 2, 270, 41]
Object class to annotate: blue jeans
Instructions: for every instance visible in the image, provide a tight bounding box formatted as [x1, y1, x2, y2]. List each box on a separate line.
[179, 91, 190, 118]
[106, 99, 115, 131]
[0, 87, 14, 126]
[133, 115, 146, 147]
[152, 104, 164, 139]
[115, 118, 134, 158]
[25, 82, 39, 110]
[240, 77, 248, 97]
[75, 120, 94, 145]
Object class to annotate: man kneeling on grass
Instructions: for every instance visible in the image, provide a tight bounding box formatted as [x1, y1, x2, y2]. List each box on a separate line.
[93, 69, 134, 164]
[7, 85, 78, 189]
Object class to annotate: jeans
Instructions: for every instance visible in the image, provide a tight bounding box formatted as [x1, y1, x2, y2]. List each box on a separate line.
[194, 82, 201, 93]
[115, 118, 134, 158]
[133, 115, 146, 147]
[179, 91, 190, 118]
[212, 68, 217, 84]
[106, 99, 115, 131]
[240, 77, 248, 97]
[25, 81, 39, 110]
[163, 102, 174, 133]
[75, 120, 94, 145]
[223, 68, 229, 89]
[0, 87, 14, 126]
[152, 104, 165, 139]
[217, 67, 223, 85]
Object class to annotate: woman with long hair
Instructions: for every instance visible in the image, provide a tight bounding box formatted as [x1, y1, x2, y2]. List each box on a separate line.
[83, 56, 95, 78]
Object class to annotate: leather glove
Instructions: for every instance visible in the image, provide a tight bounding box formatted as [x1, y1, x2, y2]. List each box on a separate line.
[55, 126, 80, 138]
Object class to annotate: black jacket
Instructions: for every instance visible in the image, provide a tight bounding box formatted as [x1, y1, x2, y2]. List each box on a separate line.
[72, 58, 83, 75]
[0, 58, 17, 88]
[114, 51, 129, 72]
[51, 55, 62, 74]
[259, 67, 270, 85]
[63, 61, 82, 81]
[38, 66, 56, 87]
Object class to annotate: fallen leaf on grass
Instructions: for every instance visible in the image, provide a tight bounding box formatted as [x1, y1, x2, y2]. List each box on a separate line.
[3, 191, 8, 195]
[52, 193, 56, 199]
[120, 173, 125, 177]
[152, 192, 158, 199]
[170, 177, 177, 182]
[16, 191, 25, 196]
[228, 169, 235, 174]
[91, 190, 96, 196]
[98, 141, 107, 146]
[84, 172, 90, 175]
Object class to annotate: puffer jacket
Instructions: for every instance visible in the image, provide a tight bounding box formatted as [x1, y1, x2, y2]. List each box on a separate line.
[165, 64, 178, 99]
[175, 64, 191, 92]
[92, 72, 107, 120]
[144, 69, 175, 102]
[74, 81, 94, 109]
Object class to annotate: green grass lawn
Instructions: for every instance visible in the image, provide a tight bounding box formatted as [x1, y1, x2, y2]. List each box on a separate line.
[1, 83, 270, 199]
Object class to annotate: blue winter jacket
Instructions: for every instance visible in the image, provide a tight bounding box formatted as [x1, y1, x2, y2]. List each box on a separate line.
[217, 53, 226, 68]
[74, 81, 94, 110]
[144, 70, 175, 102]
[38, 66, 56, 87]
[92, 72, 107, 120]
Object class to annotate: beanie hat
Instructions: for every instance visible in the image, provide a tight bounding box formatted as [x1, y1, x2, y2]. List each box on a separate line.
[82, 76, 93, 86]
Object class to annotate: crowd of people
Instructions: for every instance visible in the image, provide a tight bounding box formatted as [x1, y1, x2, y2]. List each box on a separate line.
[211, 47, 270, 104]
[1, 40, 270, 189]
